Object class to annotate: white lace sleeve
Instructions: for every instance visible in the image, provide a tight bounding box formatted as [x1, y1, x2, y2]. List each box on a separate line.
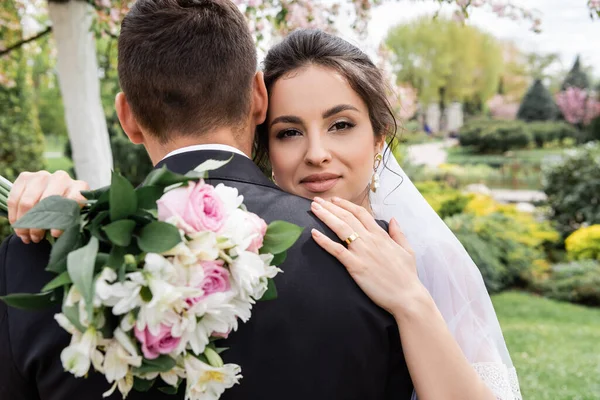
[371, 143, 522, 400]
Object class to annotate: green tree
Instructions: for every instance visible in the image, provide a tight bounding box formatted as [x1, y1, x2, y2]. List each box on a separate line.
[517, 79, 558, 122]
[386, 17, 503, 118]
[562, 56, 590, 90]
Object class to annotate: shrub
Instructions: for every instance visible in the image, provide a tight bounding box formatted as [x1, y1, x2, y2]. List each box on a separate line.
[527, 121, 580, 148]
[458, 120, 531, 153]
[565, 225, 600, 261]
[110, 135, 153, 187]
[542, 142, 600, 237]
[534, 260, 600, 306]
[415, 181, 472, 216]
[517, 79, 559, 122]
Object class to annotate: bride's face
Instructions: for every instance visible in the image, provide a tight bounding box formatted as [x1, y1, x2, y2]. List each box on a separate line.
[267, 65, 384, 207]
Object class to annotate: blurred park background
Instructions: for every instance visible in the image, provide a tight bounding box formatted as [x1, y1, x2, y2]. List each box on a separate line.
[1, 1, 600, 398]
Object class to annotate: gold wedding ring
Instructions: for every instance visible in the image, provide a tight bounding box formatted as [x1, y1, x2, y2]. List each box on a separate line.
[345, 232, 360, 246]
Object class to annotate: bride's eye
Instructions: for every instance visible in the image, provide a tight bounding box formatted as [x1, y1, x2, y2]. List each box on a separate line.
[276, 129, 302, 139]
[330, 121, 355, 131]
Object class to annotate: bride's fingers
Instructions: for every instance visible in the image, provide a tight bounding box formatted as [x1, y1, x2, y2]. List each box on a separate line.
[311, 229, 357, 268]
[389, 218, 413, 253]
[311, 201, 360, 245]
[330, 196, 382, 233]
[313, 197, 366, 235]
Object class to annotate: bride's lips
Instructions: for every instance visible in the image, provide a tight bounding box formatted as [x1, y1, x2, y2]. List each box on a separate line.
[300, 173, 341, 193]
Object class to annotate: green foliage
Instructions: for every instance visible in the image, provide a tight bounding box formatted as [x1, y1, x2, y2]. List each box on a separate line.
[534, 260, 600, 306]
[386, 17, 503, 107]
[458, 119, 580, 154]
[445, 212, 546, 293]
[517, 79, 559, 122]
[583, 115, 600, 142]
[542, 142, 600, 237]
[565, 225, 600, 261]
[527, 121, 581, 148]
[561, 56, 590, 90]
[0, 6, 46, 241]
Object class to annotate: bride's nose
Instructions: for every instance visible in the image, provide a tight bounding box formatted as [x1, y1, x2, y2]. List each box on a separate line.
[304, 134, 332, 166]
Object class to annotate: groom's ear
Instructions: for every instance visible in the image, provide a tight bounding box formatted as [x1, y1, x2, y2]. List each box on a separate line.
[115, 92, 145, 145]
[251, 71, 268, 125]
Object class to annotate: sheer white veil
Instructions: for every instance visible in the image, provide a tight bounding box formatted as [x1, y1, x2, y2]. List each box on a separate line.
[370, 143, 522, 400]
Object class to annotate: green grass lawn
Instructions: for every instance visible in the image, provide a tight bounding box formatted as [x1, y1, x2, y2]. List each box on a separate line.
[493, 291, 600, 400]
[46, 156, 73, 175]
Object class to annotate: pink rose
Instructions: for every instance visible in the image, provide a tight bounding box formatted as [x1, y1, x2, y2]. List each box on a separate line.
[187, 260, 231, 306]
[134, 324, 181, 360]
[157, 181, 225, 233]
[246, 213, 268, 253]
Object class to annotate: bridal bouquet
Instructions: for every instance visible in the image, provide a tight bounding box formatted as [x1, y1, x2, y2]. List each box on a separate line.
[0, 160, 302, 399]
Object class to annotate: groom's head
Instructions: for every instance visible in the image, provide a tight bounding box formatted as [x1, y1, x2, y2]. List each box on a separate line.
[115, 0, 267, 161]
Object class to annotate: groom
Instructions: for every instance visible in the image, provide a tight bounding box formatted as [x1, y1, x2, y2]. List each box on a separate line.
[0, 0, 413, 399]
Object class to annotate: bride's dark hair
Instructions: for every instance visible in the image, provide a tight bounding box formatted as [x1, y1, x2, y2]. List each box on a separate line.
[254, 29, 399, 170]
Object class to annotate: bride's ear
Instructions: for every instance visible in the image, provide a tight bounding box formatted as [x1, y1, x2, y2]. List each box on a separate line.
[251, 71, 268, 125]
[375, 134, 386, 154]
[115, 92, 144, 145]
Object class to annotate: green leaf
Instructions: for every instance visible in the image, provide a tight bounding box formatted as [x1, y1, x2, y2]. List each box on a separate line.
[133, 355, 177, 374]
[41, 271, 72, 292]
[47, 225, 82, 274]
[109, 171, 137, 221]
[102, 219, 136, 247]
[81, 186, 109, 201]
[140, 286, 153, 302]
[13, 196, 80, 230]
[258, 278, 278, 301]
[260, 221, 304, 255]
[67, 237, 99, 320]
[0, 291, 57, 310]
[107, 245, 126, 270]
[63, 304, 86, 333]
[158, 385, 179, 395]
[136, 186, 164, 210]
[133, 377, 155, 392]
[88, 190, 110, 214]
[137, 222, 181, 253]
[270, 251, 287, 266]
[142, 166, 190, 187]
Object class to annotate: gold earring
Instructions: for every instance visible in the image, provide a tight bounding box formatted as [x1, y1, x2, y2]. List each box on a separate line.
[370, 153, 382, 193]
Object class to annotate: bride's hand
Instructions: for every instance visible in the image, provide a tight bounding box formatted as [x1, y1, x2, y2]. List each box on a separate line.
[310, 196, 426, 316]
[8, 170, 89, 243]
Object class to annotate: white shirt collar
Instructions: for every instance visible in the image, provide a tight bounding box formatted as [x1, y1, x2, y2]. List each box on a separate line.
[161, 144, 249, 162]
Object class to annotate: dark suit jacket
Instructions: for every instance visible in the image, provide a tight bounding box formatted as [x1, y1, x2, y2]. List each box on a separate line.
[0, 150, 413, 400]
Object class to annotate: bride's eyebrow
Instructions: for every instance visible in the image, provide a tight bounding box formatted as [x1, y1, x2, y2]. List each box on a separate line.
[269, 115, 302, 128]
[322, 104, 359, 119]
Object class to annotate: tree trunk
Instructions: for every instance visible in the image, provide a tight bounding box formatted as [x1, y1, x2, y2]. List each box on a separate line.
[48, 0, 113, 189]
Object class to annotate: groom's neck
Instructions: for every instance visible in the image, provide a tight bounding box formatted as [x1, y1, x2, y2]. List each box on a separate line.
[145, 127, 254, 165]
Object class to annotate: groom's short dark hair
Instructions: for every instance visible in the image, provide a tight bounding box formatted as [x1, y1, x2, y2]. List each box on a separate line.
[118, 0, 257, 142]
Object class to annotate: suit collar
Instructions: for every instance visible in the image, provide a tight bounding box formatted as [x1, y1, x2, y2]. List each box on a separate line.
[154, 149, 279, 190]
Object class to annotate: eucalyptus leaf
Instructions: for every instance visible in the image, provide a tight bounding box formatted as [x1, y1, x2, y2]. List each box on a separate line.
[260, 221, 303, 255]
[0, 291, 57, 310]
[137, 222, 181, 253]
[67, 237, 99, 320]
[13, 196, 80, 230]
[47, 225, 82, 274]
[136, 186, 164, 210]
[41, 271, 72, 292]
[133, 355, 177, 374]
[109, 171, 137, 221]
[102, 219, 136, 247]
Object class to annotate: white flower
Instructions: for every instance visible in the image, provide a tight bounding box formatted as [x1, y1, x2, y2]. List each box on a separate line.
[229, 251, 281, 301]
[102, 371, 134, 399]
[184, 355, 241, 400]
[187, 231, 220, 261]
[60, 327, 98, 377]
[54, 313, 78, 335]
[102, 333, 142, 383]
[140, 365, 186, 387]
[163, 241, 198, 266]
[213, 183, 244, 213]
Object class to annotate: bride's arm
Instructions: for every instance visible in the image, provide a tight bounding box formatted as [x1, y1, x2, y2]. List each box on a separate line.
[310, 196, 497, 400]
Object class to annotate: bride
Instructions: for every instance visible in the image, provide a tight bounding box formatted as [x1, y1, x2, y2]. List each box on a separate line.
[9, 29, 520, 400]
